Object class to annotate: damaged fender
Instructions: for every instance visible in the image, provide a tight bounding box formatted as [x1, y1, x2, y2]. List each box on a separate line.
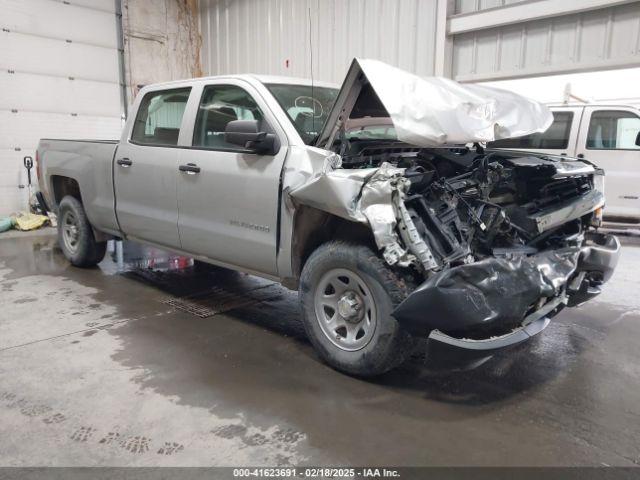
[290, 161, 433, 269]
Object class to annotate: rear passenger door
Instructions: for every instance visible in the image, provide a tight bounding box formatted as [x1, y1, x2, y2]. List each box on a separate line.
[576, 107, 640, 219]
[115, 87, 191, 248]
[176, 81, 288, 276]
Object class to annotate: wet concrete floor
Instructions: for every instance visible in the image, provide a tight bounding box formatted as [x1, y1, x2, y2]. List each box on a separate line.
[1, 232, 640, 466]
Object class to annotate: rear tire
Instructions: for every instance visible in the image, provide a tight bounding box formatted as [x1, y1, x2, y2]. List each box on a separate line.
[299, 240, 416, 377]
[57, 195, 106, 268]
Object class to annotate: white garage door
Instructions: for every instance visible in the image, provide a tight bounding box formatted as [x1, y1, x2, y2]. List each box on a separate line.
[0, 0, 124, 215]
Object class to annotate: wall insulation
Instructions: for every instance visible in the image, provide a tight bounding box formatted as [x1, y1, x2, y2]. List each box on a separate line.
[122, 0, 202, 102]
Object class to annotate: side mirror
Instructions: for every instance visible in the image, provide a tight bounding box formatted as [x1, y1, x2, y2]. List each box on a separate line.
[225, 120, 277, 155]
[635, 130, 640, 147]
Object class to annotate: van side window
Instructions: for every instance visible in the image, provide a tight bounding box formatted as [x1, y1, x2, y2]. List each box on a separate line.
[488, 112, 573, 149]
[586, 110, 640, 150]
[131, 88, 191, 146]
[193, 85, 264, 149]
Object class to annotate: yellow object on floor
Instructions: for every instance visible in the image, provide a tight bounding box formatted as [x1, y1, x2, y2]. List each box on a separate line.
[13, 212, 49, 231]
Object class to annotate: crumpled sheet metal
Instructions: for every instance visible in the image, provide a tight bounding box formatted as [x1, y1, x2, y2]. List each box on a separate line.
[358, 163, 416, 266]
[290, 161, 415, 266]
[357, 58, 553, 147]
[393, 247, 581, 337]
[289, 167, 375, 221]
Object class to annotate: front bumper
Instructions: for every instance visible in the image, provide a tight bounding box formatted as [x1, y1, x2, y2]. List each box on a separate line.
[567, 232, 620, 307]
[393, 233, 621, 350]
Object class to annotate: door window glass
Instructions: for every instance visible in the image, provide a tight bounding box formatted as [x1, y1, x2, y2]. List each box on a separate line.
[131, 88, 191, 146]
[488, 112, 573, 149]
[193, 85, 264, 149]
[586, 110, 640, 150]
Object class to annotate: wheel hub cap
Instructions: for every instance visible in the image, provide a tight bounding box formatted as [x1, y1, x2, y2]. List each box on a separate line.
[62, 211, 80, 253]
[337, 291, 363, 322]
[314, 268, 377, 351]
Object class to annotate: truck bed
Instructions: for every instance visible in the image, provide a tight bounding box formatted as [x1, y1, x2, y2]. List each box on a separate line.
[37, 138, 121, 236]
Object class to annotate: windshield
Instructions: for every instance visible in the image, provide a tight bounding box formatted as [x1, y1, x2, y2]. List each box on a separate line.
[345, 125, 397, 141]
[266, 84, 339, 144]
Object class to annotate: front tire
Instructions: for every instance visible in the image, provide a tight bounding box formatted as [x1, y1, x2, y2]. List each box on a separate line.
[57, 195, 106, 268]
[299, 240, 416, 376]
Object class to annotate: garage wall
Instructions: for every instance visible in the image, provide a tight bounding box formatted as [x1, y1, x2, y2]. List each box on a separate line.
[199, 0, 441, 84]
[0, 0, 124, 215]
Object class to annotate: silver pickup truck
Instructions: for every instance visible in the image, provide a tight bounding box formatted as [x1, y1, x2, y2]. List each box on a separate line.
[37, 59, 620, 376]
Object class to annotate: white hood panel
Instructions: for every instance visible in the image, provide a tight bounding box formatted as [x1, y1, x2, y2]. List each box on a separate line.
[322, 59, 553, 148]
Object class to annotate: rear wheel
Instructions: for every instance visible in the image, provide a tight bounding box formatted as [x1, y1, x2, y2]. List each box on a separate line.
[57, 195, 106, 267]
[299, 240, 416, 376]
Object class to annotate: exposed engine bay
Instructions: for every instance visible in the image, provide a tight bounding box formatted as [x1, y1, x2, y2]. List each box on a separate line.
[321, 140, 619, 340]
[338, 140, 601, 275]
[290, 141, 617, 341]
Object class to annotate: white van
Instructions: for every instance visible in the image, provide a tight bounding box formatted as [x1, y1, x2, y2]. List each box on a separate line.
[490, 105, 640, 224]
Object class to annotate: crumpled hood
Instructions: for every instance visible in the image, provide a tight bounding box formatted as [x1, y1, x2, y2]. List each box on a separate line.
[317, 58, 553, 148]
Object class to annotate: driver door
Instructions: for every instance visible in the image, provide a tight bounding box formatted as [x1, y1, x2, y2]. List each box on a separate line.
[176, 81, 288, 276]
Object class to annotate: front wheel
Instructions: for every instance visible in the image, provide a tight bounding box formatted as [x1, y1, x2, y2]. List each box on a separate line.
[299, 240, 416, 376]
[57, 195, 106, 268]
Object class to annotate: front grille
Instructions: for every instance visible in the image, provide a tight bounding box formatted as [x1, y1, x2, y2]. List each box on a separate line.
[523, 175, 592, 214]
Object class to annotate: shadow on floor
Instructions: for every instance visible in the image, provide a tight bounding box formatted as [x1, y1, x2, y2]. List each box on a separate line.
[104, 240, 589, 409]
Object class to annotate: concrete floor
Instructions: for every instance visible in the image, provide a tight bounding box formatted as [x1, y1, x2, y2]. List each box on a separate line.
[1, 231, 639, 467]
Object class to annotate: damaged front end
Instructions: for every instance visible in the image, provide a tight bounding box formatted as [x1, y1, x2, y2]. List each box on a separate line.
[290, 59, 621, 350]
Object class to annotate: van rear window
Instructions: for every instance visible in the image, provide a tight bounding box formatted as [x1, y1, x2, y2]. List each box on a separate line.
[489, 112, 573, 150]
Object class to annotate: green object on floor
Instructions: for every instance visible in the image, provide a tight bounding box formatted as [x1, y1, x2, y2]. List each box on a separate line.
[0, 217, 14, 233]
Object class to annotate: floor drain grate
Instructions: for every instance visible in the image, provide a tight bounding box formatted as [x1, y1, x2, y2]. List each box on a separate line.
[163, 283, 282, 318]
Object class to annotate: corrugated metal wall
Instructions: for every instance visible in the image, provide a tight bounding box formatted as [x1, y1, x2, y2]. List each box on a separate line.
[455, 0, 526, 15]
[451, 1, 640, 81]
[199, 0, 440, 84]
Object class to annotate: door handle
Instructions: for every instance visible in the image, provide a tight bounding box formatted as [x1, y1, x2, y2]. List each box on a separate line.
[117, 158, 132, 167]
[179, 163, 201, 174]
[577, 154, 585, 159]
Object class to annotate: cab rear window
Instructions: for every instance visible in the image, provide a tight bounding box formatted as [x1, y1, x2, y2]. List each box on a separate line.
[131, 88, 191, 146]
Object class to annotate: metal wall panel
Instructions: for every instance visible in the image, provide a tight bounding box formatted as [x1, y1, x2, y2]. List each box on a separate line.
[1, 0, 118, 48]
[455, 0, 526, 15]
[0, 0, 122, 214]
[0, 72, 121, 126]
[199, 0, 440, 84]
[0, 111, 123, 151]
[452, 2, 640, 81]
[64, 0, 117, 13]
[0, 31, 120, 83]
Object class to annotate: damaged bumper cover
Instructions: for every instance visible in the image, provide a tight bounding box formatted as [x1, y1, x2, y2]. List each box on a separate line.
[393, 233, 621, 350]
